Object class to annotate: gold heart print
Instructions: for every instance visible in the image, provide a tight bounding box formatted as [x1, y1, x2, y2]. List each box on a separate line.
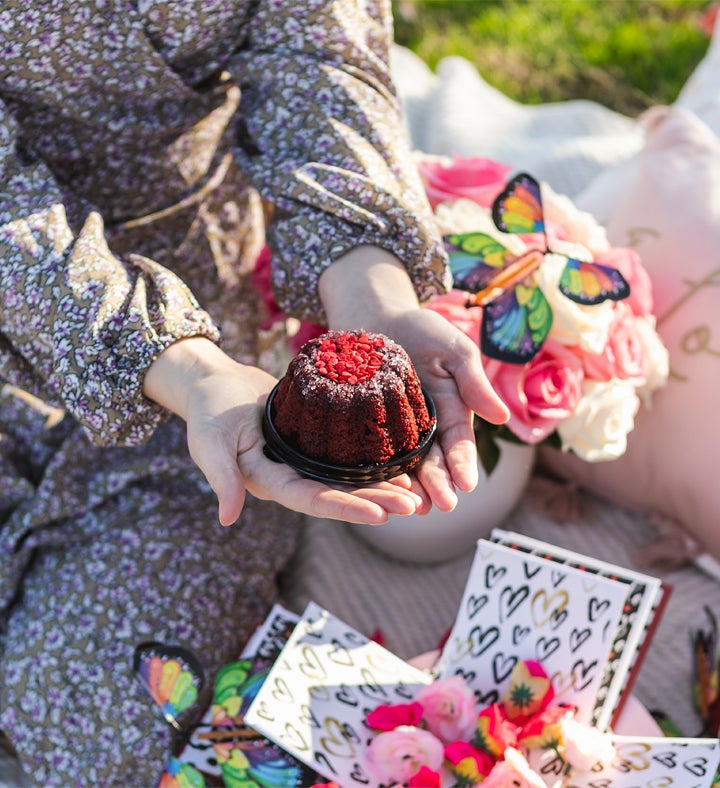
[530, 588, 569, 628]
[298, 645, 328, 681]
[271, 676, 295, 704]
[281, 720, 309, 753]
[320, 717, 357, 758]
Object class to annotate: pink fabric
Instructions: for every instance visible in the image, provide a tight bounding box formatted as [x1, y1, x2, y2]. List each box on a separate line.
[540, 107, 720, 559]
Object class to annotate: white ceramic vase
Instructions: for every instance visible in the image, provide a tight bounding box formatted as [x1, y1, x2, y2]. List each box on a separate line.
[354, 440, 536, 564]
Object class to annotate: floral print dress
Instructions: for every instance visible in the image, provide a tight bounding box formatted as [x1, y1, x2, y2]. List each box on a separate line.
[0, 1, 448, 785]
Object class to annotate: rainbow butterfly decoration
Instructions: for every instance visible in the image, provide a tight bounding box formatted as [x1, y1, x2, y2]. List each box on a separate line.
[199, 659, 311, 788]
[133, 642, 207, 787]
[445, 171, 631, 364]
[134, 642, 311, 788]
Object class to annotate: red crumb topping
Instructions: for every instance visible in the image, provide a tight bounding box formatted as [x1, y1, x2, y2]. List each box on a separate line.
[313, 332, 385, 384]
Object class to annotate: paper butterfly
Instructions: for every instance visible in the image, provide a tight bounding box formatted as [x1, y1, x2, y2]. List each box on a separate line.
[198, 659, 312, 788]
[133, 641, 206, 732]
[445, 171, 631, 364]
[693, 605, 720, 737]
[158, 756, 204, 788]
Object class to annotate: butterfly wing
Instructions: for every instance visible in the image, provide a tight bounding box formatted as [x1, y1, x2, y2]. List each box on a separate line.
[158, 756, 206, 788]
[481, 283, 553, 364]
[492, 172, 545, 236]
[220, 747, 307, 788]
[211, 660, 310, 788]
[559, 258, 631, 305]
[444, 232, 516, 293]
[133, 642, 205, 731]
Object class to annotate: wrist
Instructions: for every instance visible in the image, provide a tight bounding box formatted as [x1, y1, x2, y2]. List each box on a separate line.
[319, 245, 420, 333]
[143, 336, 235, 420]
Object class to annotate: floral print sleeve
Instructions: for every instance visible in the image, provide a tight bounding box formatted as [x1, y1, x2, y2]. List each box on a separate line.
[230, 0, 452, 323]
[0, 98, 221, 447]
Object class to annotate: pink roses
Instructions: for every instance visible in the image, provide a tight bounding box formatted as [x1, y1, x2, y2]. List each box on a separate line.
[419, 155, 668, 467]
[416, 155, 511, 209]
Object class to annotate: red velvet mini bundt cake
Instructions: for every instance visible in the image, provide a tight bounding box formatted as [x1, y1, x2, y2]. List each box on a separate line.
[271, 330, 434, 467]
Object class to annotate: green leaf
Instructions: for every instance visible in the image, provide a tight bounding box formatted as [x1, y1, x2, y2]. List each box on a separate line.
[474, 417, 501, 477]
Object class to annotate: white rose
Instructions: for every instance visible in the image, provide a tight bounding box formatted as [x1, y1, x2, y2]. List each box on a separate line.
[557, 379, 640, 462]
[435, 199, 527, 254]
[536, 254, 616, 353]
[542, 183, 610, 254]
[558, 717, 616, 772]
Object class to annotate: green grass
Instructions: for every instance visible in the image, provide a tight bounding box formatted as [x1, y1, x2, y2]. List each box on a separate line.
[392, 0, 714, 115]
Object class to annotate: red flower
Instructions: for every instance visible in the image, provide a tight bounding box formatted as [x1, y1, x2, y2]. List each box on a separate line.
[517, 704, 573, 750]
[408, 765, 442, 787]
[366, 702, 425, 731]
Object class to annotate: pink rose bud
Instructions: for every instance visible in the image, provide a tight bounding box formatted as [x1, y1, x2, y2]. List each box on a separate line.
[365, 726, 444, 785]
[415, 675, 478, 743]
[366, 702, 424, 731]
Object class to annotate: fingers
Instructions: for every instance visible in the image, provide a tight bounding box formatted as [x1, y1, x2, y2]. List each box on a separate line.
[415, 442, 458, 512]
[187, 425, 248, 526]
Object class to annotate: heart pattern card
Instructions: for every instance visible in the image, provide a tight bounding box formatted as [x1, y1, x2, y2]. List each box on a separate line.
[178, 604, 321, 783]
[229, 538, 719, 787]
[433, 538, 631, 725]
[245, 601, 433, 786]
[529, 735, 720, 787]
[489, 530, 669, 729]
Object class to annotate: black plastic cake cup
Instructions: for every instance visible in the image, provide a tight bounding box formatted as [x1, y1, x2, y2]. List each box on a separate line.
[262, 381, 437, 485]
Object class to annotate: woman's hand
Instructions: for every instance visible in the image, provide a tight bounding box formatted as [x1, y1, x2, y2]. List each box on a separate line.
[143, 337, 424, 526]
[319, 247, 510, 512]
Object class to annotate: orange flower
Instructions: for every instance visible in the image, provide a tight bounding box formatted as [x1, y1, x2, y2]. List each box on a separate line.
[444, 740, 496, 784]
[471, 703, 518, 757]
[501, 660, 554, 724]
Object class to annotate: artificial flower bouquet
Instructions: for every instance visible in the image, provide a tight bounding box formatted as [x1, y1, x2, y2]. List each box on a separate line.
[416, 155, 669, 475]
[356, 660, 616, 787]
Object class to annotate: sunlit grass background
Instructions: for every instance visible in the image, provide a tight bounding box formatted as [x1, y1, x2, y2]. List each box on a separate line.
[391, 0, 715, 115]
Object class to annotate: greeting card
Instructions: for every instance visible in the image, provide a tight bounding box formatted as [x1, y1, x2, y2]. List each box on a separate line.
[490, 529, 670, 729]
[244, 601, 433, 786]
[167, 534, 718, 787]
[529, 735, 720, 787]
[432, 538, 632, 727]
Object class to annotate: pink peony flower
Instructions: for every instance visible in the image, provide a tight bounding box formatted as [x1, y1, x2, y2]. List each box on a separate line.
[416, 155, 511, 209]
[443, 740, 496, 784]
[501, 660, 555, 725]
[366, 702, 424, 731]
[484, 341, 585, 444]
[364, 726, 444, 785]
[482, 747, 547, 788]
[415, 675, 478, 744]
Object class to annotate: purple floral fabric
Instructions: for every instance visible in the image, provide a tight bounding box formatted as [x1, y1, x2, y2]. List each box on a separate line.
[0, 1, 449, 784]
